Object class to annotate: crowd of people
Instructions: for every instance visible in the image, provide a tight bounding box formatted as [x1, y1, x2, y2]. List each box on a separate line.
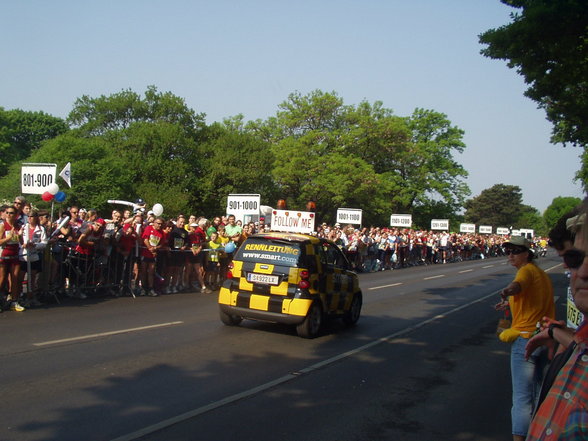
[0, 195, 546, 313]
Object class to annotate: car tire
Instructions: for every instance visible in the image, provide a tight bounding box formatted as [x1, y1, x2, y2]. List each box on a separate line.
[296, 302, 323, 338]
[219, 309, 243, 326]
[343, 292, 362, 326]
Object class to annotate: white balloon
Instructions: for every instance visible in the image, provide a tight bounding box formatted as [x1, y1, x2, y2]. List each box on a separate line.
[152, 203, 164, 216]
[47, 183, 60, 195]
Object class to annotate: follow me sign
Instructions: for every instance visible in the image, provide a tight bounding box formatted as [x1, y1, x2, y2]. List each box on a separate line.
[271, 209, 315, 234]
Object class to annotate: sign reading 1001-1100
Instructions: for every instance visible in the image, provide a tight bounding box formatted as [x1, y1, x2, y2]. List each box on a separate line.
[336, 208, 362, 225]
[21, 163, 57, 195]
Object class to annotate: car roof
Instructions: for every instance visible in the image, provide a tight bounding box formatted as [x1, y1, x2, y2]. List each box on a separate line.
[251, 232, 321, 244]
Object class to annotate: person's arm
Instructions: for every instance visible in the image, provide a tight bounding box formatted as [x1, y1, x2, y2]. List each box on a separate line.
[525, 317, 574, 359]
[0, 223, 8, 245]
[501, 281, 522, 299]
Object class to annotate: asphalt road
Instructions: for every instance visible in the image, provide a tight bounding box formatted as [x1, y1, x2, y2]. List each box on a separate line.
[1, 252, 568, 441]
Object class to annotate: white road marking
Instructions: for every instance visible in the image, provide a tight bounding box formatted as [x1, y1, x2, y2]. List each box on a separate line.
[545, 263, 563, 272]
[482, 265, 494, 268]
[33, 322, 184, 346]
[459, 269, 474, 273]
[109, 290, 502, 441]
[368, 282, 403, 290]
[424, 274, 445, 280]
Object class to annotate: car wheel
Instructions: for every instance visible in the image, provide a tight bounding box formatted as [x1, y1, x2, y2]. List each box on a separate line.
[219, 309, 243, 326]
[296, 302, 323, 338]
[343, 292, 362, 326]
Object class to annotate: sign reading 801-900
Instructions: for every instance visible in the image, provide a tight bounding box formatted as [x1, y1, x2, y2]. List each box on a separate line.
[21, 163, 57, 195]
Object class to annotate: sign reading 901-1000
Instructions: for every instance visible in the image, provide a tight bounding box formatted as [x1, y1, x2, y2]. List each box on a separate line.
[226, 194, 261, 218]
[21, 163, 57, 195]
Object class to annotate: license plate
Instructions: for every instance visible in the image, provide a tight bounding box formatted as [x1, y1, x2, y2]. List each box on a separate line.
[247, 273, 280, 285]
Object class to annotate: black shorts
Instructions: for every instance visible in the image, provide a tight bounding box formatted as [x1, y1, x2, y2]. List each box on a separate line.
[169, 251, 187, 267]
[20, 260, 43, 272]
[188, 251, 205, 265]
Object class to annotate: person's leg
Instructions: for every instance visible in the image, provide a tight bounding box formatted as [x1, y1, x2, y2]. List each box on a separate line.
[510, 337, 541, 439]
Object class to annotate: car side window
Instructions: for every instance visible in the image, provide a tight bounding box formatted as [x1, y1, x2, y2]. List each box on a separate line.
[321, 241, 348, 269]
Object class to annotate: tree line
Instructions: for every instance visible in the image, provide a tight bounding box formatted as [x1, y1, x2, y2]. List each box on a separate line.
[0, 87, 579, 235]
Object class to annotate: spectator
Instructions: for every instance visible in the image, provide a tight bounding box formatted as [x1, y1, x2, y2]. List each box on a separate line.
[0, 205, 23, 311]
[495, 236, 555, 441]
[206, 231, 222, 290]
[525, 203, 588, 440]
[13, 195, 28, 226]
[168, 216, 189, 293]
[187, 218, 209, 293]
[19, 210, 47, 307]
[140, 216, 165, 296]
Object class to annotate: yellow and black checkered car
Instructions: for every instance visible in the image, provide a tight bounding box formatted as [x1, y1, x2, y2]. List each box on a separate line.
[218, 232, 362, 338]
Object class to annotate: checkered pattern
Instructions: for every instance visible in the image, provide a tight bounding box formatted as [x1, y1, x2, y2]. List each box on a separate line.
[526, 322, 588, 440]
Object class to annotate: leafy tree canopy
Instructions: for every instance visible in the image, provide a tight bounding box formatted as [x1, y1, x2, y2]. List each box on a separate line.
[0, 108, 68, 177]
[464, 184, 525, 227]
[543, 196, 582, 230]
[257, 90, 470, 224]
[67, 85, 207, 138]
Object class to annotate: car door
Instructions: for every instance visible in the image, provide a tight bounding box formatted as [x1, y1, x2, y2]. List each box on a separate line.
[318, 239, 354, 315]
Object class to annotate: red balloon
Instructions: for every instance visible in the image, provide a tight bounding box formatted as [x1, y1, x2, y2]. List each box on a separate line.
[42, 191, 54, 201]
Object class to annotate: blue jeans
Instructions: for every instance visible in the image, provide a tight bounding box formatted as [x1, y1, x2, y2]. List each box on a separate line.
[510, 336, 546, 436]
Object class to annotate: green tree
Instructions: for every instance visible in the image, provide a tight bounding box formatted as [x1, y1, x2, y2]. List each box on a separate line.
[543, 196, 582, 230]
[0, 108, 68, 177]
[465, 184, 526, 227]
[0, 87, 208, 216]
[0, 132, 131, 212]
[68, 85, 206, 139]
[198, 119, 277, 215]
[479, 0, 588, 185]
[388, 108, 469, 212]
[261, 90, 469, 222]
[517, 204, 546, 236]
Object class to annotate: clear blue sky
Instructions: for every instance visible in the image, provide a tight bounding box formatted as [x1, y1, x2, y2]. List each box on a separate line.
[1, 0, 583, 213]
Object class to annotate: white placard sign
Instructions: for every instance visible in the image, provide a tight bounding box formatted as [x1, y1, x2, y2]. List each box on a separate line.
[337, 208, 362, 225]
[460, 223, 476, 233]
[21, 163, 57, 195]
[511, 229, 520, 236]
[496, 227, 510, 235]
[271, 209, 315, 234]
[431, 219, 449, 231]
[479, 225, 493, 234]
[226, 194, 261, 223]
[519, 228, 534, 239]
[390, 214, 412, 227]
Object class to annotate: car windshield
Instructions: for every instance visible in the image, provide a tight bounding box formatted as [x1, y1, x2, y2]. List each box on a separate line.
[236, 238, 302, 267]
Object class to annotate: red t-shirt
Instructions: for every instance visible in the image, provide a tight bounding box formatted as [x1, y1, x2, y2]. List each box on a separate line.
[118, 223, 137, 255]
[141, 225, 163, 258]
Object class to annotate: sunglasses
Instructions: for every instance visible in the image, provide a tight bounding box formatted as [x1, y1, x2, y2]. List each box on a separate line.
[5, 211, 16, 215]
[13, 201, 23, 205]
[563, 248, 586, 269]
[505, 248, 527, 256]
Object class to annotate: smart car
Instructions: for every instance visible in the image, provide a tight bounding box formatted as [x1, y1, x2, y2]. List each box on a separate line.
[218, 232, 362, 338]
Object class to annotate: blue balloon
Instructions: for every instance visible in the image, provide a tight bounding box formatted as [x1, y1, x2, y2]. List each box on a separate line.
[224, 241, 236, 254]
[54, 191, 66, 202]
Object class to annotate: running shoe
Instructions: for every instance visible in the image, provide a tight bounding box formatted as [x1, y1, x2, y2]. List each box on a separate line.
[11, 302, 25, 312]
